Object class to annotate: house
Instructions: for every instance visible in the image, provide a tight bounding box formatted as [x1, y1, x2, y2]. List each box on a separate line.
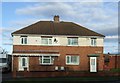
[12, 15, 105, 77]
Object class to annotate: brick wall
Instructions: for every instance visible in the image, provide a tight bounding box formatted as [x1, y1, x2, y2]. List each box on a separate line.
[109, 55, 120, 69]
[13, 45, 104, 72]
[104, 54, 120, 70]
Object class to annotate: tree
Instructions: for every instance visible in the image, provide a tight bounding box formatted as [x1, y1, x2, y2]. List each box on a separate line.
[0, 47, 8, 54]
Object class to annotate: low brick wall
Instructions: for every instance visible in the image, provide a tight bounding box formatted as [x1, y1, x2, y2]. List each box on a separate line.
[13, 71, 120, 78]
[104, 55, 120, 70]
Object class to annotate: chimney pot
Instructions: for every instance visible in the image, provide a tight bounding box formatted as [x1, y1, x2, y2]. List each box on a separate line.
[54, 15, 59, 22]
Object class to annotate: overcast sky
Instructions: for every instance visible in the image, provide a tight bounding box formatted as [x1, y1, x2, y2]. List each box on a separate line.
[1, 0, 119, 54]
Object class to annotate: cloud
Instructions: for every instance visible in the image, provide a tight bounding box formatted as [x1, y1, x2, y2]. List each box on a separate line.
[0, 28, 2, 41]
[0, 29, 1, 34]
[104, 35, 118, 43]
[2, 0, 120, 2]
[16, 3, 74, 17]
[15, 2, 118, 37]
[10, 19, 41, 28]
[104, 35, 118, 53]
[1, 0, 104, 2]
[106, 35, 118, 39]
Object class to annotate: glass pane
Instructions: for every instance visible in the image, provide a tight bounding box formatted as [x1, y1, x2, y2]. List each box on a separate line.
[73, 38, 78, 45]
[71, 56, 77, 63]
[91, 39, 96, 46]
[43, 59, 50, 63]
[91, 59, 95, 65]
[25, 37, 27, 44]
[22, 58, 26, 66]
[94, 39, 96, 45]
[67, 56, 70, 63]
[68, 38, 78, 45]
[0, 58, 6, 63]
[42, 38, 48, 44]
[68, 38, 71, 45]
[21, 38, 24, 44]
[49, 39, 52, 44]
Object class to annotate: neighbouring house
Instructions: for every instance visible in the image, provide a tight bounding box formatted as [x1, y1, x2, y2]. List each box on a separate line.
[12, 15, 105, 77]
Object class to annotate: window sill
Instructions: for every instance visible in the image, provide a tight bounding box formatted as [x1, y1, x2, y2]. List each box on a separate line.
[40, 63, 53, 65]
[20, 44, 27, 45]
[66, 63, 79, 65]
[41, 44, 60, 46]
[67, 45, 79, 46]
[90, 45, 97, 47]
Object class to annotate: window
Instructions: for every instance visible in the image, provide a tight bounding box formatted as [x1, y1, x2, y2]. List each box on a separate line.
[91, 59, 95, 65]
[91, 38, 96, 46]
[66, 56, 79, 65]
[68, 38, 78, 46]
[0, 58, 6, 63]
[41, 37, 52, 45]
[40, 56, 54, 65]
[22, 58, 26, 66]
[21, 37, 27, 44]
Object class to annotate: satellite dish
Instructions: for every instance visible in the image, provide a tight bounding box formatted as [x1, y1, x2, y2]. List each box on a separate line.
[54, 38, 58, 43]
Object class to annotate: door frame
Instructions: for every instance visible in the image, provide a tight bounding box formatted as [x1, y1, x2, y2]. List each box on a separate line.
[18, 56, 29, 71]
[90, 57, 97, 72]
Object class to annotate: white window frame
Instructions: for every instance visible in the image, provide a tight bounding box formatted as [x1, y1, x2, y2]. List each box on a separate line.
[39, 56, 53, 65]
[68, 38, 78, 46]
[66, 55, 79, 65]
[21, 37, 27, 44]
[41, 37, 52, 45]
[91, 38, 97, 46]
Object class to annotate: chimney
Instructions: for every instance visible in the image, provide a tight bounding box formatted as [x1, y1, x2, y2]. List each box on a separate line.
[54, 15, 59, 22]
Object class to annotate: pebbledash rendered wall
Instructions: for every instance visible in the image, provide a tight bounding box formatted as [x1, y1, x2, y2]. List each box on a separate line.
[12, 45, 104, 73]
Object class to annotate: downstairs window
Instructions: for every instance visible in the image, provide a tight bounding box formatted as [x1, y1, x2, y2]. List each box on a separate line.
[39, 56, 54, 65]
[66, 55, 79, 65]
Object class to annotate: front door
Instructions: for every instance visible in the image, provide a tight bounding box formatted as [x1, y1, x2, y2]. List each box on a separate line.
[90, 57, 97, 72]
[19, 57, 29, 71]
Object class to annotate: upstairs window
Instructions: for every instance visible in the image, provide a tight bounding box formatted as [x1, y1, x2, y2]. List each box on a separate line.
[68, 38, 78, 46]
[41, 37, 52, 45]
[21, 36, 27, 44]
[66, 55, 79, 65]
[91, 38, 97, 46]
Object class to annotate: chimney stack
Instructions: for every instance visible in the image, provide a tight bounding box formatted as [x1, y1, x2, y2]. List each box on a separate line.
[54, 15, 59, 22]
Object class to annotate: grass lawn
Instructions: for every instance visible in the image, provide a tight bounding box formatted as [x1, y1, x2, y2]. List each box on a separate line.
[2, 76, 120, 83]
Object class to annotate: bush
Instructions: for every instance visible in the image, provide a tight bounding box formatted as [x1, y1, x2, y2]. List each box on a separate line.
[110, 68, 120, 72]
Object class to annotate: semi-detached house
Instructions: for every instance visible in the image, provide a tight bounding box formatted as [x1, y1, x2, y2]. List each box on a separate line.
[12, 16, 105, 77]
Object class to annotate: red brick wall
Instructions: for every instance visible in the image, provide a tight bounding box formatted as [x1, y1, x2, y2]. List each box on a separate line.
[104, 55, 120, 70]
[13, 56, 18, 71]
[117, 56, 120, 68]
[109, 55, 120, 69]
[13, 45, 104, 72]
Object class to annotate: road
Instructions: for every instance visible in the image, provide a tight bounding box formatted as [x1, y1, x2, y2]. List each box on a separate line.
[2, 72, 12, 81]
